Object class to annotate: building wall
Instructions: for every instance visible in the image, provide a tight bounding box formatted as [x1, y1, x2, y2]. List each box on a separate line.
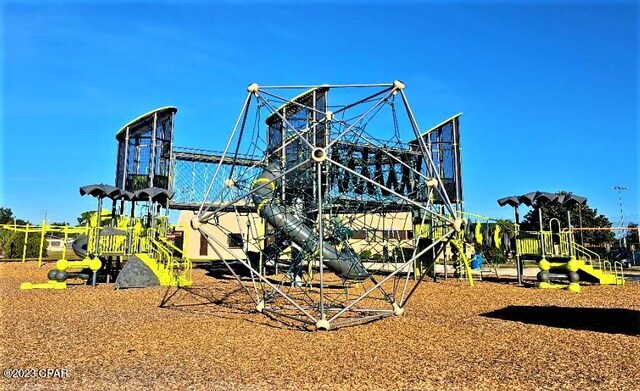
[176, 210, 264, 261]
[177, 210, 417, 261]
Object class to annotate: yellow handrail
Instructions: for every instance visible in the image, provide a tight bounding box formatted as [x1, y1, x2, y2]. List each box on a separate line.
[149, 236, 192, 286]
[602, 260, 613, 276]
[572, 242, 602, 271]
[613, 261, 625, 285]
[517, 237, 541, 255]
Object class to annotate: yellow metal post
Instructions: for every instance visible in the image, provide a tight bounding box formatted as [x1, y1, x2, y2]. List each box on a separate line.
[22, 224, 29, 262]
[62, 226, 68, 262]
[38, 219, 46, 267]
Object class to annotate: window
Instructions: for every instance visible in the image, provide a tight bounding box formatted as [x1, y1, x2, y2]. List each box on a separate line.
[199, 233, 208, 256]
[228, 233, 244, 249]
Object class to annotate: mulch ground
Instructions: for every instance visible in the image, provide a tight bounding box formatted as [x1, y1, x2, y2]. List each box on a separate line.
[1, 261, 638, 390]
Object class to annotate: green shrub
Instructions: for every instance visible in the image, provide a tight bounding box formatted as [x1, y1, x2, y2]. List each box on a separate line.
[1, 230, 47, 259]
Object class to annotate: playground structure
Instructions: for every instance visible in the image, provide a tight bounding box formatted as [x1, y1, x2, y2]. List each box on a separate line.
[6, 199, 193, 290]
[2, 80, 630, 331]
[498, 192, 625, 292]
[5, 107, 194, 290]
[182, 81, 479, 330]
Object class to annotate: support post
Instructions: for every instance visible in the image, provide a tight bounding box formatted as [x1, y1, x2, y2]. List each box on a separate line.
[567, 210, 574, 257]
[514, 205, 523, 285]
[62, 226, 68, 262]
[538, 207, 545, 258]
[38, 219, 46, 267]
[95, 197, 103, 255]
[316, 158, 327, 329]
[578, 205, 584, 246]
[22, 224, 29, 262]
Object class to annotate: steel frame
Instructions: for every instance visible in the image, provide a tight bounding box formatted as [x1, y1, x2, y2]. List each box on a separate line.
[190, 81, 462, 330]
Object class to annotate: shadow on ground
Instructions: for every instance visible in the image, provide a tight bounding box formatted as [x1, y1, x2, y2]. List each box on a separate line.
[482, 306, 640, 336]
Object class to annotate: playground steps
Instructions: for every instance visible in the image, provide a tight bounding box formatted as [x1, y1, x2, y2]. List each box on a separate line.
[133, 253, 192, 287]
[577, 262, 624, 286]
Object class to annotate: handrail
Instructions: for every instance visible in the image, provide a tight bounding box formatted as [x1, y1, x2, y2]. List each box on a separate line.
[149, 237, 172, 265]
[155, 237, 192, 286]
[613, 261, 625, 285]
[572, 242, 601, 271]
[602, 260, 613, 276]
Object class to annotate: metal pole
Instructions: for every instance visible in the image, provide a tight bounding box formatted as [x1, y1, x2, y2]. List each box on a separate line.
[150, 112, 158, 188]
[567, 210, 574, 257]
[259, 83, 394, 89]
[514, 205, 522, 285]
[38, 219, 47, 267]
[95, 197, 103, 254]
[122, 126, 129, 190]
[578, 205, 584, 245]
[62, 226, 68, 262]
[22, 224, 29, 262]
[198, 91, 253, 216]
[168, 111, 175, 194]
[201, 231, 318, 323]
[613, 186, 627, 248]
[317, 159, 325, 320]
[538, 207, 545, 257]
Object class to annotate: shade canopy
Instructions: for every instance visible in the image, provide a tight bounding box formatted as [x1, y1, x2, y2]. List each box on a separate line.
[561, 194, 587, 207]
[115, 190, 136, 201]
[498, 192, 588, 208]
[79, 184, 121, 199]
[135, 187, 174, 204]
[517, 192, 539, 207]
[534, 192, 559, 203]
[497, 196, 520, 208]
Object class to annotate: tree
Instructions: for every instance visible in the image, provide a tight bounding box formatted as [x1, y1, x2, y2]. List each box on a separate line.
[77, 211, 94, 226]
[625, 223, 639, 247]
[0, 208, 44, 259]
[49, 221, 70, 227]
[0, 207, 28, 225]
[2, 230, 45, 259]
[520, 191, 616, 246]
[0, 208, 12, 224]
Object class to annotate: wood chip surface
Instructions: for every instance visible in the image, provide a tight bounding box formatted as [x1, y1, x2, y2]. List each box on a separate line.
[1, 261, 638, 390]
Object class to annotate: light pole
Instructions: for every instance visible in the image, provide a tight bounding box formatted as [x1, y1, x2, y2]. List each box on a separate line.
[613, 186, 628, 248]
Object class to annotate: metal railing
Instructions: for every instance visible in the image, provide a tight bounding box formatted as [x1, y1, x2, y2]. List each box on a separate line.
[540, 231, 571, 256]
[613, 261, 625, 285]
[89, 224, 192, 286]
[158, 236, 193, 286]
[572, 242, 602, 271]
[517, 237, 541, 255]
[602, 260, 613, 276]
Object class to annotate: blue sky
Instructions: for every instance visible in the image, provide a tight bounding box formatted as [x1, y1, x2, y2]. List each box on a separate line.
[2, 1, 638, 226]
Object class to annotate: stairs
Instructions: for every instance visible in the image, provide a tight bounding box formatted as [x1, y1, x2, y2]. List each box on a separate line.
[577, 261, 625, 286]
[134, 253, 192, 287]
